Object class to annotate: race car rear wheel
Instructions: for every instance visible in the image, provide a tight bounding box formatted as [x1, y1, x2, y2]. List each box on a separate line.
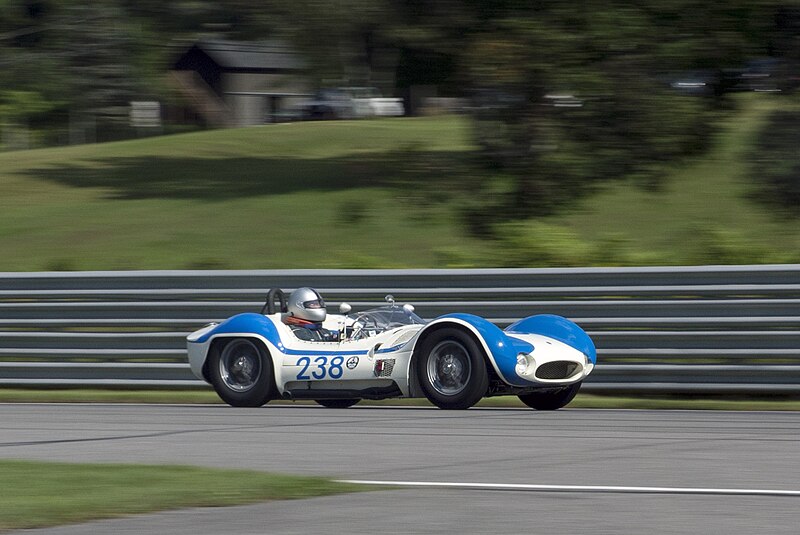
[314, 399, 360, 408]
[209, 338, 274, 407]
[416, 328, 488, 410]
[518, 382, 582, 410]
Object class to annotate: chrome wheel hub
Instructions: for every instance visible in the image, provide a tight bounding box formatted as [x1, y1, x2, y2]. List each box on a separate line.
[427, 340, 471, 396]
[219, 340, 261, 392]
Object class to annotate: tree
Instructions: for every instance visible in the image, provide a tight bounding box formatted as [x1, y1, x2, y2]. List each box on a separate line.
[385, 1, 785, 221]
[46, 2, 143, 140]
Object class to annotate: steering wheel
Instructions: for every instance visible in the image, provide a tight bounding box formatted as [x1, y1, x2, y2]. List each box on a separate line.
[351, 314, 380, 341]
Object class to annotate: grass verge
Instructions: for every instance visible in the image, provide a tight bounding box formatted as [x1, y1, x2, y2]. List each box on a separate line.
[1, 389, 799, 411]
[0, 460, 362, 531]
[542, 93, 800, 266]
[1, 95, 799, 271]
[0, 116, 477, 271]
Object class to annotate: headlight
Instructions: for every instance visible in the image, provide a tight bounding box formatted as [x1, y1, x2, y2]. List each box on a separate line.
[515, 354, 529, 376]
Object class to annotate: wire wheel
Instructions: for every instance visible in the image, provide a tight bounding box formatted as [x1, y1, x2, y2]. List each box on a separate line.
[209, 338, 274, 407]
[416, 328, 488, 410]
[426, 340, 472, 396]
[218, 339, 262, 392]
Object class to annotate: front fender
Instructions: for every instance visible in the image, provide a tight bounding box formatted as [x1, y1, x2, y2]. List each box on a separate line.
[506, 314, 596, 364]
[414, 313, 534, 386]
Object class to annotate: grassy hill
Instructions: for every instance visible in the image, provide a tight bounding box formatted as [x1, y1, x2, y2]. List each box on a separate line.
[0, 117, 480, 271]
[541, 95, 800, 266]
[0, 95, 798, 271]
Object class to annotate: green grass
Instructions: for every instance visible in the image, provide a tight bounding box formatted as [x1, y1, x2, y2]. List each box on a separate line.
[0, 460, 362, 530]
[2, 389, 800, 410]
[1, 96, 800, 270]
[565, 394, 800, 411]
[0, 388, 224, 404]
[0, 117, 477, 271]
[542, 94, 800, 266]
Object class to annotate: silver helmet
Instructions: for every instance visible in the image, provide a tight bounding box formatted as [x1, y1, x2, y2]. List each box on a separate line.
[287, 287, 326, 323]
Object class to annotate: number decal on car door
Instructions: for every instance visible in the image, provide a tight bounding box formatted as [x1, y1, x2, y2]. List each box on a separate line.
[311, 357, 327, 379]
[296, 357, 311, 380]
[328, 356, 344, 379]
[295, 355, 348, 380]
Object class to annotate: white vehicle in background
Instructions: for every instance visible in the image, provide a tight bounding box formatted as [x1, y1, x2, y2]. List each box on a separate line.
[344, 87, 405, 117]
[301, 87, 404, 120]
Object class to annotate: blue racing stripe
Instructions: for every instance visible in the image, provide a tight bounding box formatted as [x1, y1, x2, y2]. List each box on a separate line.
[193, 313, 372, 356]
[193, 313, 282, 346]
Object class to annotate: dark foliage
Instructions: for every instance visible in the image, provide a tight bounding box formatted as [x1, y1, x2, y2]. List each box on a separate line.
[748, 110, 800, 214]
[2, 0, 798, 224]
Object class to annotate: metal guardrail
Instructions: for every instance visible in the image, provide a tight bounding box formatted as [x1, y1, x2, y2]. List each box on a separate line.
[1, 265, 799, 395]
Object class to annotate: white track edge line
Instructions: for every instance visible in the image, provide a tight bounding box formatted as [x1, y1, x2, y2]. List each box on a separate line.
[337, 480, 800, 497]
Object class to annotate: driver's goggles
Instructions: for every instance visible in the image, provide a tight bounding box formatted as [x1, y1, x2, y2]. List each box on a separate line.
[302, 299, 325, 309]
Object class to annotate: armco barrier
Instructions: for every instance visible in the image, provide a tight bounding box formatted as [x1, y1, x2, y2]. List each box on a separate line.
[1, 265, 799, 394]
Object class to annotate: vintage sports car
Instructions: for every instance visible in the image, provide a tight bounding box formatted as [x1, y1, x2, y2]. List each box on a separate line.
[186, 288, 596, 410]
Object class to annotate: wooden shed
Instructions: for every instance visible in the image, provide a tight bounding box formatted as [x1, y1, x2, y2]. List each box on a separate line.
[172, 39, 309, 127]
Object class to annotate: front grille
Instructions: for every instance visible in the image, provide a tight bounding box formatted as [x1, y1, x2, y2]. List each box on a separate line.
[536, 361, 580, 380]
[374, 358, 395, 377]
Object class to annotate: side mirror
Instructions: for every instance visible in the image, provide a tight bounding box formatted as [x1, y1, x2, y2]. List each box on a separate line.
[339, 303, 352, 314]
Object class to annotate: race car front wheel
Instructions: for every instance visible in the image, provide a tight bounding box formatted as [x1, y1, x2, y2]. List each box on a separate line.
[518, 382, 582, 410]
[209, 338, 274, 407]
[416, 328, 489, 410]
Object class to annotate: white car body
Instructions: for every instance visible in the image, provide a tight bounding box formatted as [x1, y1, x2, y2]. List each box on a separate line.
[187, 299, 596, 410]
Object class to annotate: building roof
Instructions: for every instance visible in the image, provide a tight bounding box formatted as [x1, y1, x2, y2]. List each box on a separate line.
[181, 39, 305, 72]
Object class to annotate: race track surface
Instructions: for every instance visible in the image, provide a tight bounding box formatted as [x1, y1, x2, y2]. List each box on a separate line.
[2, 404, 799, 534]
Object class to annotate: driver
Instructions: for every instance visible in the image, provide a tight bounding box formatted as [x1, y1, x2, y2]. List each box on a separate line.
[284, 287, 338, 342]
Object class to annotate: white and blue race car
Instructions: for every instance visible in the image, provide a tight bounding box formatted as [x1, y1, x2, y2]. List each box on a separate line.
[187, 289, 596, 410]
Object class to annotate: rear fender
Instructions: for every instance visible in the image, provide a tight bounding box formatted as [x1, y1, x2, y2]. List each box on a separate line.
[187, 313, 284, 382]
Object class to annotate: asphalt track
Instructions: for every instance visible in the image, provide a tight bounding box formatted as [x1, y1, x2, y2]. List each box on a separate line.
[2, 404, 799, 534]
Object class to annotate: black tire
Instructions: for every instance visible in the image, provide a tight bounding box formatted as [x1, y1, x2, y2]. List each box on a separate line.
[416, 327, 489, 410]
[208, 338, 274, 407]
[314, 399, 360, 408]
[518, 382, 582, 411]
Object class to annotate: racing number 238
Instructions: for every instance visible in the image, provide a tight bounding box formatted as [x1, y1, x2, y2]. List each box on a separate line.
[296, 356, 344, 380]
